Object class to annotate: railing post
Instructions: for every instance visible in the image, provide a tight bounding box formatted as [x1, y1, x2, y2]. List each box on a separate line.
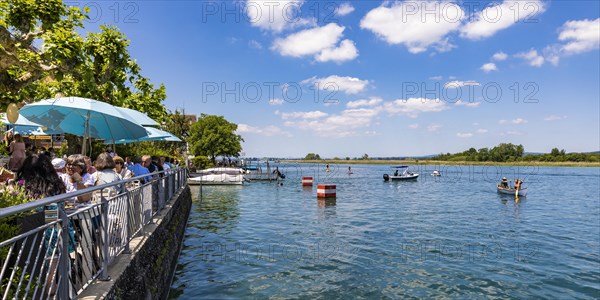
[123, 191, 131, 254]
[100, 190, 110, 281]
[58, 203, 70, 299]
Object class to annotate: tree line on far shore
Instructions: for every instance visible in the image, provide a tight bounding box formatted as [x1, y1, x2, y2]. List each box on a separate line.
[432, 143, 599, 162]
[302, 143, 600, 163]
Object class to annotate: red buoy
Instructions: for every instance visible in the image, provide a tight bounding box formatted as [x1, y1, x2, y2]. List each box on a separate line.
[317, 184, 336, 198]
[302, 176, 313, 186]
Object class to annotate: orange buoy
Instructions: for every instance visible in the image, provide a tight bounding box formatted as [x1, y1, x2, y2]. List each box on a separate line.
[317, 184, 336, 198]
[302, 176, 313, 186]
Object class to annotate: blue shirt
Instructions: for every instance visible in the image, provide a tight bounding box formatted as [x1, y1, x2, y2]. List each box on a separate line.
[128, 163, 151, 183]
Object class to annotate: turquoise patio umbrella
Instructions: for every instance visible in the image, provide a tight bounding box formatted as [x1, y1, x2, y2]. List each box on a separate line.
[0, 112, 42, 127]
[114, 107, 159, 126]
[108, 127, 182, 144]
[20, 97, 147, 154]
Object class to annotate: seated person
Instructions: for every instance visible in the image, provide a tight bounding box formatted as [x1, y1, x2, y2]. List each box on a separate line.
[62, 154, 95, 203]
[394, 170, 399, 176]
[500, 177, 509, 188]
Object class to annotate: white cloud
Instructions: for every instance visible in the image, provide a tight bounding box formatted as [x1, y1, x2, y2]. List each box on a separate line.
[335, 2, 355, 16]
[408, 124, 419, 129]
[558, 18, 600, 54]
[543, 45, 561, 66]
[457, 132, 473, 138]
[444, 80, 480, 89]
[347, 97, 383, 108]
[427, 123, 442, 132]
[499, 118, 528, 124]
[360, 1, 464, 53]
[245, 0, 314, 33]
[269, 98, 284, 105]
[515, 49, 544, 67]
[480, 62, 497, 72]
[383, 98, 448, 118]
[280, 110, 328, 120]
[492, 51, 508, 61]
[271, 23, 358, 62]
[544, 115, 567, 121]
[302, 75, 369, 95]
[455, 100, 481, 107]
[283, 107, 381, 137]
[460, 0, 546, 40]
[476, 128, 488, 133]
[315, 39, 359, 63]
[248, 40, 263, 49]
[237, 124, 292, 137]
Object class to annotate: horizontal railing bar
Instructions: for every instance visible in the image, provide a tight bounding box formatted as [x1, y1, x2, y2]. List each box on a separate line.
[0, 170, 171, 218]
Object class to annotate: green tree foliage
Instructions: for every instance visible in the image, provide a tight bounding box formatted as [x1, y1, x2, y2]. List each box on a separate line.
[164, 108, 191, 140]
[361, 153, 369, 160]
[304, 153, 321, 160]
[434, 143, 524, 162]
[433, 144, 599, 162]
[188, 114, 243, 165]
[0, 0, 86, 105]
[1, 0, 167, 123]
[192, 156, 211, 170]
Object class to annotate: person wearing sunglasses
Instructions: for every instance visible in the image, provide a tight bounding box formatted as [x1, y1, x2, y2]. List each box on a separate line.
[113, 155, 133, 180]
[63, 154, 94, 203]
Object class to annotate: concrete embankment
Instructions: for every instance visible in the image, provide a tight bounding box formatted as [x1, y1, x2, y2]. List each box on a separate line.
[80, 185, 192, 300]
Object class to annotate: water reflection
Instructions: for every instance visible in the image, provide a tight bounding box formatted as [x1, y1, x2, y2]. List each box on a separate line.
[192, 186, 242, 234]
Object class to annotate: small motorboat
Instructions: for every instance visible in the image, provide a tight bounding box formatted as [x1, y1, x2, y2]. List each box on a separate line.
[383, 166, 419, 181]
[431, 170, 441, 176]
[497, 186, 528, 197]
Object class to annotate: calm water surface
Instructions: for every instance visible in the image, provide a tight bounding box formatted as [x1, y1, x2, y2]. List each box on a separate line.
[169, 164, 600, 299]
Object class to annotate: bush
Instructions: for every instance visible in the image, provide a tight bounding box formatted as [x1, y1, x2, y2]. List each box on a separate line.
[192, 156, 212, 170]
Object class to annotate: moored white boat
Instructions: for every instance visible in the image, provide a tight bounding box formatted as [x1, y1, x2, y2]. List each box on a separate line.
[188, 173, 244, 185]
[431, 170, 441, 176]
[497, 186, 528, 197]
[190, 167, 244, 177]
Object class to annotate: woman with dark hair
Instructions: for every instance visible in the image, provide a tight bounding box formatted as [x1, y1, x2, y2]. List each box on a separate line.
[16, 154, 66, 199]
[16, 154, 73, 295]
[93, 152, 122, 194]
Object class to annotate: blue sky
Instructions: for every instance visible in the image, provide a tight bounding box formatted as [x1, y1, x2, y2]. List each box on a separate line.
[75, 1, 599, 157]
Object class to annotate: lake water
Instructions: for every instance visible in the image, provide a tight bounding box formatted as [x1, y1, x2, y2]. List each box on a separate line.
[169, 164, 600, 299]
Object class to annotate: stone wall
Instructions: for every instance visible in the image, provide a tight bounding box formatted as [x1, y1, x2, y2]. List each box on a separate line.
[93, 185, 192, 300]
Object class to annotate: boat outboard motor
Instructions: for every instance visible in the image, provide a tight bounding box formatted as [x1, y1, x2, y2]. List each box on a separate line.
[383, 174, 390, 181]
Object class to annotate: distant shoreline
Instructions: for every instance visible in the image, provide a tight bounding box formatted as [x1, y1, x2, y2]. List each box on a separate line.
[282, 160, 600, 167]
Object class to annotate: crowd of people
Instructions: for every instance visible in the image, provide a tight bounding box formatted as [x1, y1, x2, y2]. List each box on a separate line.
[5, 145, 181, 203]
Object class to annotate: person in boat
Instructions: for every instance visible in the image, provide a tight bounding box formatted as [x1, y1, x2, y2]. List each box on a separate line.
[499, 177, 509, 188]
[326, 164, 330, 172]
[348, 166, 352, 174]
[394, 169, 399, 176]
[514, 178, 523, 190]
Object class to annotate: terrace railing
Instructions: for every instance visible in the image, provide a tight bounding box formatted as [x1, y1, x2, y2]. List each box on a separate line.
[0, 168, 188, 299]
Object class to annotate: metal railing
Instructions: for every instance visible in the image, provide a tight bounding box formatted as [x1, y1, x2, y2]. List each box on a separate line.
[0, 168, 188, 299]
